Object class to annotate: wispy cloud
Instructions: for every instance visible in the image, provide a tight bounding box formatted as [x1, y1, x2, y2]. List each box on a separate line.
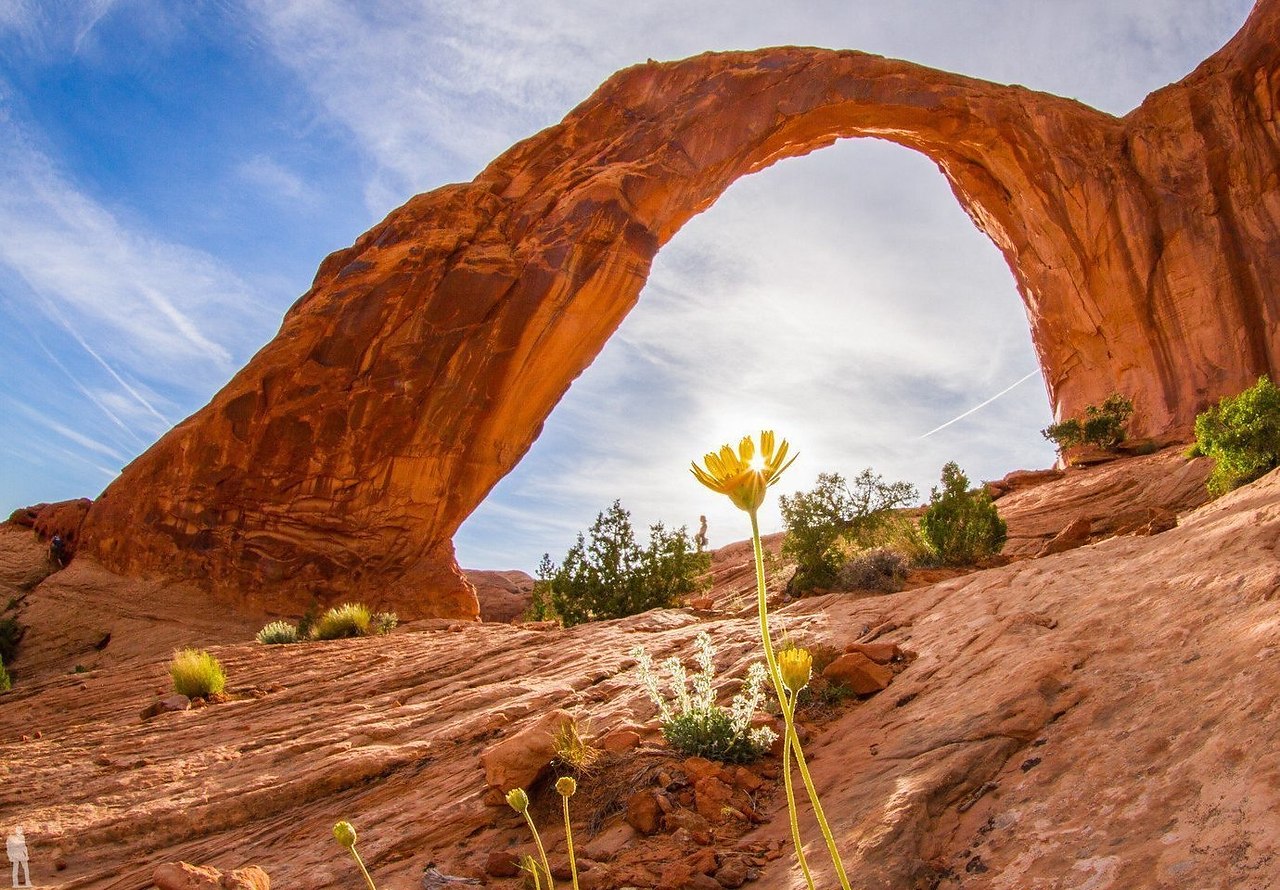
[236, 154, 315, 204]
[0, 106, 273, 387]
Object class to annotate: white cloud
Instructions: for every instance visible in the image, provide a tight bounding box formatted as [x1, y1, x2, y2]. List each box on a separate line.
[0, 111, 275, 391]
[236, 154, 315, 203]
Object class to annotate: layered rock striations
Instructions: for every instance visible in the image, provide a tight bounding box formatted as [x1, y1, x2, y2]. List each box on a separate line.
[82, 3, 1279, 615]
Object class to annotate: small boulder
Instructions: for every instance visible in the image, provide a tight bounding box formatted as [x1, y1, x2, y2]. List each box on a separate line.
[152, 862, 269, 889]
[844, 641, 900, 664]
[822, 652, 893, 694]
[480, 708, 574, 796]
[1037, 516, 1092, 556]
[625, 790, 662, 835]
[141, 694, 191, 721]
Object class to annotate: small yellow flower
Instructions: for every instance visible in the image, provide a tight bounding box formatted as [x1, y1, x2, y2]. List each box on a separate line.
[333, 820, 358, 849]
[506, 787, 530, 813]
[778, 647, 813, 694]
[556, 776, 577, 797]
[690, 430, 797, 513]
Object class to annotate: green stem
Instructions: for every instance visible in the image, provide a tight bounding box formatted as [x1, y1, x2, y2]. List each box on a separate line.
[749, 509, 852, 890]
[789, 723, 852, 890]
[349, 846, 378, 890]
[522, 810, 555, 890]
[562, 795, 581, 890]
[781, 688, 815, 890]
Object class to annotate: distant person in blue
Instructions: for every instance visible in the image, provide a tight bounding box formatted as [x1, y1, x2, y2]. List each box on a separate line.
[49, 535, 67, 569]
[6, 826, 31, 888]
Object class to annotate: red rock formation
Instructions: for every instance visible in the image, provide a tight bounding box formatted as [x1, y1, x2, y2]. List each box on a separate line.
[82, 3, 1280, 616]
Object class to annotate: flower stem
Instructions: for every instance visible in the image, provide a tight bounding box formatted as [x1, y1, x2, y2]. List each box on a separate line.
[781, 688, 815, 890]
[749, 509, 851, 890]
[562, 795, 580, 890]
[350, 847, 378, 890]
[522, 810, 555, 890]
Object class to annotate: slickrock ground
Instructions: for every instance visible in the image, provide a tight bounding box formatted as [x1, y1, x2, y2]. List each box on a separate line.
[3, 452, 1279, 889]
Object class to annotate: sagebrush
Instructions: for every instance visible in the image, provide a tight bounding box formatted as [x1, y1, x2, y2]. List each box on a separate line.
[1194, 375, 1280, 496]
[835, 547, 908, 592]
[632, 631, 776, 763]
[0, 655, 10, 693]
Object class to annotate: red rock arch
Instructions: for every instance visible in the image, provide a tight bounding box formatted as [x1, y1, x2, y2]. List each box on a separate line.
[83, 3, 1280, 617]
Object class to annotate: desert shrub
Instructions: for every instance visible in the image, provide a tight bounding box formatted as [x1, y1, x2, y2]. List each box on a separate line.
[314, 603, 372, 640]
[372, 611, 398, 635]
[551, 719, 601, 776]
[1194, 376, 1280, 496]
[632, 632, 776, 763]
[0, 656, 10, 693]
[256, 620, 299, 645]
[0, 617, 23, 665]
[1042, 393, 1134, 452]
[779, 470, 917, 594]
[538, 501, 710, 627]
[919, 462, 1007, 566]
[170, 648, 226, 698]
[835, 547, 908, 592]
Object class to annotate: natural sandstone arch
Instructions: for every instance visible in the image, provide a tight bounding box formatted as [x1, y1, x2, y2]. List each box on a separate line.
[82, 3, 1280, 618]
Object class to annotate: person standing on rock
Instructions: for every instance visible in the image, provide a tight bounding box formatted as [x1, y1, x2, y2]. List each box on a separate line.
[695, 515, 708, 552]
[49, 535, 66, 569]
[6, 826, 31, 889]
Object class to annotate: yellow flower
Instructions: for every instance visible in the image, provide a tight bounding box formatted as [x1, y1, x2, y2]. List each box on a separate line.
[506, 787, 530, 813]
[333, 820, 358, 849]
[777, 647, 813, 694]
[690, 430, 797, 513]
[556, 776, 577, 797]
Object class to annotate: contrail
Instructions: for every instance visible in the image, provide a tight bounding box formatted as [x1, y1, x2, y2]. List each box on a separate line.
[918, 369, 1041, 439]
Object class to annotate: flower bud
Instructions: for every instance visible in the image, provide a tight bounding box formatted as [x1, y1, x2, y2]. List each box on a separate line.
[777, 647, 813, 694]
[332, 820, 357, 849]
[506, 787, 530, 813]
[556, 776, 577, 797]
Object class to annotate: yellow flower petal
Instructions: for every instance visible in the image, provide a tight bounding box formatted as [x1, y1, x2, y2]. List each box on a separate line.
[690, 431, 797, 513]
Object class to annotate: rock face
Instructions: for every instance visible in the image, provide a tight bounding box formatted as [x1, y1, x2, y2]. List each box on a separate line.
[8, 461, 1280, 888]
[81, 4, 1280, 616]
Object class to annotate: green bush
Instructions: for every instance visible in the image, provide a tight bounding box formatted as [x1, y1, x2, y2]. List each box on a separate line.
[170, 648, 227, 698]
[256, 620, 300, 645]
[632, 632, 775, 763]
[835, 547, 908, 592]
[314, 603, 373, 640]
[537, 501, 710, 627]
[372, 612, 398, 635]
[1042, 393, 1133, 451]
[779, 470, 917, 593]
[0, 656, 10, 693]
[1194, 376, 1280, 496]
[919, 462, 1007, 566]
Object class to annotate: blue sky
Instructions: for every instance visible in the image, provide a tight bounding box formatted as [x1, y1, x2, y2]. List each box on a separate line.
[0, 1, 1253, 572]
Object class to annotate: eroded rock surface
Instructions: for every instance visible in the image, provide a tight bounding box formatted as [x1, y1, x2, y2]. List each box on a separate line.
[6, 461, 1280, 888]
[82, 4, 1280, 616]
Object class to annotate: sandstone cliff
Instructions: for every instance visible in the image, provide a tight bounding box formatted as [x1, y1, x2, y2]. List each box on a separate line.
[82, 3, 1279, 616]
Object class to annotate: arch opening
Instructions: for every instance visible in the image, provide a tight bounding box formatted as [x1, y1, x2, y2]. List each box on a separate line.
[455, 137, 1055, 572]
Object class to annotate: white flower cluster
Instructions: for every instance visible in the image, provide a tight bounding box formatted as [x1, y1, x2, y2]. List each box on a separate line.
[630, 631, 777, 750]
